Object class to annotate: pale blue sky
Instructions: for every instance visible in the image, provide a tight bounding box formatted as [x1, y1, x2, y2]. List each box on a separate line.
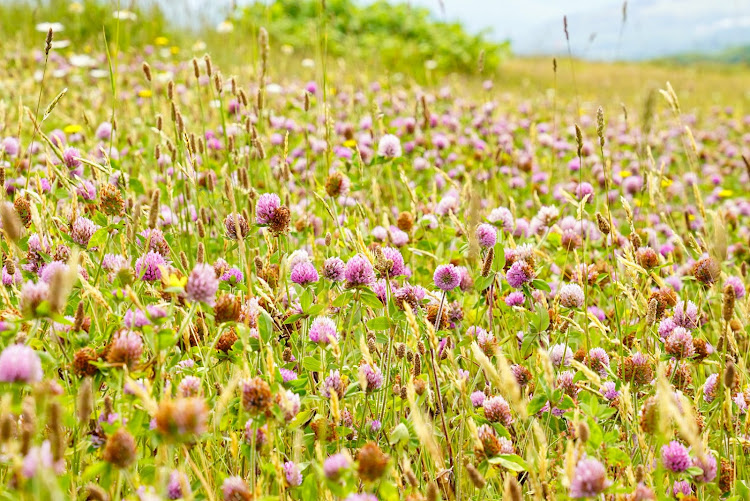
[405, 0, 750, 59]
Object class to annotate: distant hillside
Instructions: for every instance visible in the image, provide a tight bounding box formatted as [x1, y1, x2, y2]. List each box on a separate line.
[478, 0, 750, 61]
[655, 45, 750, 65]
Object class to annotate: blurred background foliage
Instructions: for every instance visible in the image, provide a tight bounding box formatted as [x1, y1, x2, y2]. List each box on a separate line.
[0, 0, 510, 76]
[233, 0, 510, 73]
[0, 0, 175, 49]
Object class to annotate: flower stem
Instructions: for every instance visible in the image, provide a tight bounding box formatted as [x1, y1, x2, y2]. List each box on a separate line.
[428, 291, 455, 490]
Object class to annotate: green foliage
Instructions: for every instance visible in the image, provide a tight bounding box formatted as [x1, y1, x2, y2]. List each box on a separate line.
[235, 0, 510, 74]
[0, 0, 179, 50]
[0, 0, 509, 75]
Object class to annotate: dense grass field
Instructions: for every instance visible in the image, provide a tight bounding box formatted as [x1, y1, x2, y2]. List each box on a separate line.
[0, 2, 749, 500]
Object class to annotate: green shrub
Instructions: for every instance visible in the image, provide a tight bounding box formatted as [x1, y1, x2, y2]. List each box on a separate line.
[235, 0, 510, 74]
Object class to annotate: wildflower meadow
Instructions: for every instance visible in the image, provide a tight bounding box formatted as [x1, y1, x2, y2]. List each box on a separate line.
[0, 1, 749, 500]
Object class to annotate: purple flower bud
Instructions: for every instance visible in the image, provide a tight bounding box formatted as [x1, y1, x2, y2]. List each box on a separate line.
[186, 263, 219, 306]
[476, 223, 497, 248]
[290, 261, 318, 286]
[0, 344, 43, 383]
[433, 264, 461, 291]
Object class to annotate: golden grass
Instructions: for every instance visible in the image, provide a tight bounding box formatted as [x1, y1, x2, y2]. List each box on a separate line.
[500, 58, 750, 112]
